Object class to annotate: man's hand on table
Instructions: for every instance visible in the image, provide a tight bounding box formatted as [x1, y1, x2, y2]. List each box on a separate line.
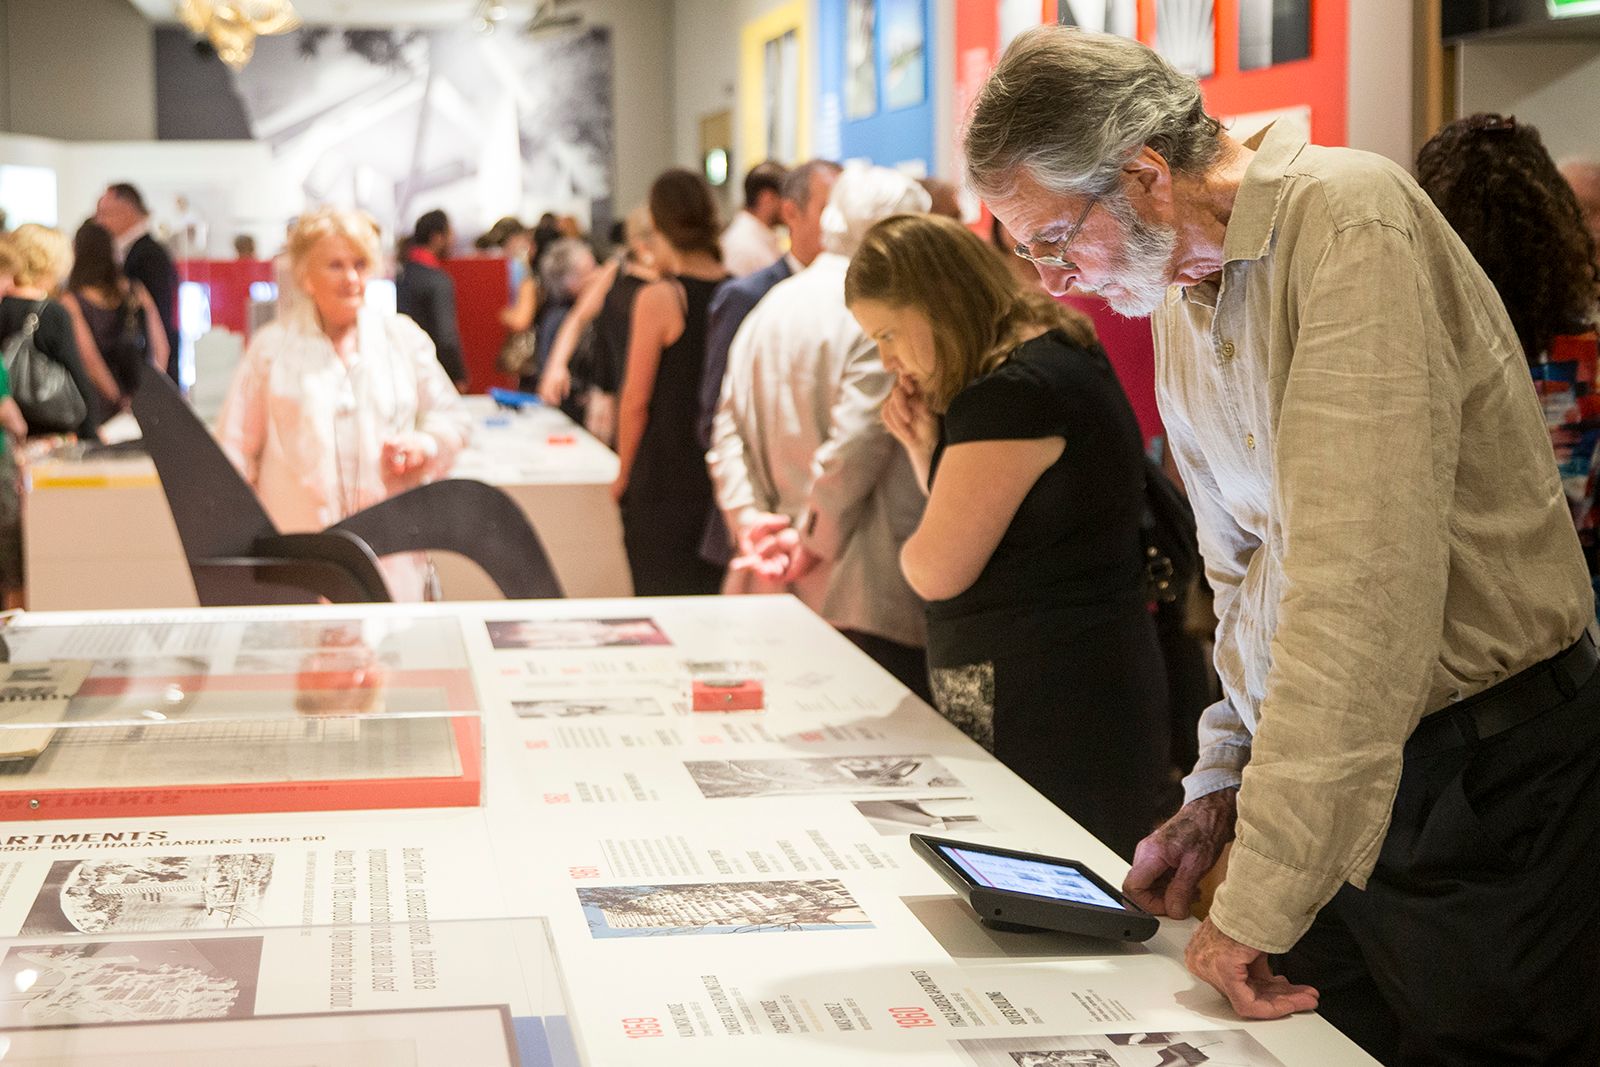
[1124, 787, 1238, 919]
[1185, 918, 1319, 1019]
[1124, 786, 1320, 1021]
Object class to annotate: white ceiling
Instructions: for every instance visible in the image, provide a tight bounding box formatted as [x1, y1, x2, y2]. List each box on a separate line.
[128, 0, 502, 26]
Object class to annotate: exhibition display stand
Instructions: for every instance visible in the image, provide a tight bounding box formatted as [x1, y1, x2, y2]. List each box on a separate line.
[0, 595, 1376, 1065]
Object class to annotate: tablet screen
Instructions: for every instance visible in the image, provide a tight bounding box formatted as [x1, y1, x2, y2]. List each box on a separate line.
[937, 845, 1124, 910]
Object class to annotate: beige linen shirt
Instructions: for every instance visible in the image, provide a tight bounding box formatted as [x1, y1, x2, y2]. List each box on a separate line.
[1153, 123, 1593, 953]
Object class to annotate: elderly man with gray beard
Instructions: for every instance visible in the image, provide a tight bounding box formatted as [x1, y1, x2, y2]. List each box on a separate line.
[707, 165, 933, 700]
[966, 26, 1598, 1066]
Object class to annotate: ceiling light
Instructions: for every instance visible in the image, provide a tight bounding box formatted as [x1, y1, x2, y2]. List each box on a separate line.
[178, 0, 302, 70]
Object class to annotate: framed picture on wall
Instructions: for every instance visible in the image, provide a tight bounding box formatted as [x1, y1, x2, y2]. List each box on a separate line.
[846, 0, 878, 119]
[1153, 0, 1215, 78]
[764, 29, 801, 161]
[1057, 0, 1138, 37]
[883, 0, 927, 110]
[1239, 0, 1312, 71]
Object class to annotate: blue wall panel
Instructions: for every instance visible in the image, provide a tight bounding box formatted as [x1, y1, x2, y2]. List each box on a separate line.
[815, 0, 936, 174]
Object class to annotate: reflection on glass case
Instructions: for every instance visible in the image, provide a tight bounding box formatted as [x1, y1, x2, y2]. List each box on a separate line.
[0, 613, 485, 820]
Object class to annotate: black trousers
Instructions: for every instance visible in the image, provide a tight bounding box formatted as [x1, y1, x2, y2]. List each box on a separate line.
[842, 629, 933, 705]
[1277, 660, 1600, 1066]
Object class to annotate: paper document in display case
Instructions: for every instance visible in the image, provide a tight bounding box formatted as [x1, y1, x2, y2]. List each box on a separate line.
[0, 810, 507, 937]
[0, 613, 484, 819]
[0, 918, 578, 1066]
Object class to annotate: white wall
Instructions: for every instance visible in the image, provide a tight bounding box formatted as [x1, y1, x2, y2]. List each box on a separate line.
[1346, 0, 1415, 165]
[574, 0, 676, 214]
[0, 0, 10, 133]
[672, 0, 798, 213]
[0, 133, 274, 252]
[1457, 39, 1600, 163]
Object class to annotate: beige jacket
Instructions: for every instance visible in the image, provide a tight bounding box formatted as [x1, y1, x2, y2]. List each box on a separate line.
[708, 253, 926, 647]
[1154, 122, 1592, 952]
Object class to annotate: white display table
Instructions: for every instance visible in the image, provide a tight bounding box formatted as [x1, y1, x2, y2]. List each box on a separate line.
[22, 396, 631, 609]
[0, 596, 1376, 1066]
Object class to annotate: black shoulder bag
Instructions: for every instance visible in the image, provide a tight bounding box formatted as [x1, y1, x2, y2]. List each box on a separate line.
[2, 301, 87, 434]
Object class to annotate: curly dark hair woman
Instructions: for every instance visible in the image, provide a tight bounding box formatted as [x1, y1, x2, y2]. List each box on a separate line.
[1417, 114, 1599, 363]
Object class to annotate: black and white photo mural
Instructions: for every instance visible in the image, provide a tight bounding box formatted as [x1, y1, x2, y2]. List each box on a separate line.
[156, 23, 616, 239]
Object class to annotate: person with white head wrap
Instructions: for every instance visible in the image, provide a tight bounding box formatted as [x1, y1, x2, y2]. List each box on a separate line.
[819, 162, 934, 257]
[707, 164, 934, 696]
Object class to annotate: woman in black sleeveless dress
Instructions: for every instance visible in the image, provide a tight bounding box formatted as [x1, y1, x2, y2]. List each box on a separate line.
[846, 213, 1170, 859]
[612, 169, 730, 595]
[60, 221, 170, 409]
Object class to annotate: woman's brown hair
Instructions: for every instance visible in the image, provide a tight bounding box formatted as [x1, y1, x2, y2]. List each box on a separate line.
[648, 168, 722, 262]
[1417, 114, 1599, 363]
[845, 212, 1096, 413]
[67, 221, 125, 298]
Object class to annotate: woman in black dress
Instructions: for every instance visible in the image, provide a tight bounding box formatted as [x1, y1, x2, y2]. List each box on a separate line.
[611, 169, 729, 595]
[846, 213, 1169, 858]
[61, 221, 170, 411]
[536, 205, 660, 446]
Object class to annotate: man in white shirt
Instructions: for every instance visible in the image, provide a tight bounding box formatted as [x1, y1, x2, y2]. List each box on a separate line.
[708, 165, 932, 698]
[720, 161, 788, 277]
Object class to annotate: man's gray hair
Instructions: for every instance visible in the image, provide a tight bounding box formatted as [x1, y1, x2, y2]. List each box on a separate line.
[782, 159, 844, 210]
[820, 163, 932, 258]
[540, 237, 594, 299]
[964, 26, 1221, 202]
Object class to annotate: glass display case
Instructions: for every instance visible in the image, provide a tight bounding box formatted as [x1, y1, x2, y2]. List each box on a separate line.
[0, 612, 485, 820]
[0, 917, 577, 1065]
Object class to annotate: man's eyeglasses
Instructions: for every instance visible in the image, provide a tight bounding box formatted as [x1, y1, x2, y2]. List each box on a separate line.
[1012, 195, 1098, 270]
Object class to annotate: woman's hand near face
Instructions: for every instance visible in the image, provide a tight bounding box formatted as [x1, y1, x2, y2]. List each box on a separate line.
[882, 376, 937, 491]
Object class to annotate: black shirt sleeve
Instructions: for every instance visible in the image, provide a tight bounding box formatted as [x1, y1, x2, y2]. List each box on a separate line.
[943, 355, 1067, 446]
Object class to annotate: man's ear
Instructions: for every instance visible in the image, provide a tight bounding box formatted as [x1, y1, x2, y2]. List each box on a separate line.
[1123, 145, 1172, 207]
[779, 198, 802, 231]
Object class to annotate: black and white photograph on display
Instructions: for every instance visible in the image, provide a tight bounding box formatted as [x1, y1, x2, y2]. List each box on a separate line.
[1056, 0, 1139, 37]
[1154, 0, 1216, 78]
[1238, 0, 1312, 71]
[487, 617, 672, 650]
[577, 878, 873, 938]
[846, 0, 878, 118]
[0, 1004, 520, 1065]
[854, 797, 994, 836]
[0, 936, 263, 1027]
[512, 696, 666, 718]
[764, 28, 801, 162]
[955, 1029, 1287, 1066]
[22, 855, 276, 935]
[155, 21, 615, 239]
[684, 755, 964, 799]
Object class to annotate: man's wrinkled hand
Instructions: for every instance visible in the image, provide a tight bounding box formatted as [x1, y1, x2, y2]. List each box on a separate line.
[1185, 917, 1319, 1020]
[1123, 787, 1237, 920]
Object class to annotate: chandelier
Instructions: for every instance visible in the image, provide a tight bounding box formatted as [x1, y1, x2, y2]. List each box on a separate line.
[178, 0, 302, 70]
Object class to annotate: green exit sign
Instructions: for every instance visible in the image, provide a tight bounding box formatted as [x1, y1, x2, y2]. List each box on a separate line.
[1550, 0, 1600, 16]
